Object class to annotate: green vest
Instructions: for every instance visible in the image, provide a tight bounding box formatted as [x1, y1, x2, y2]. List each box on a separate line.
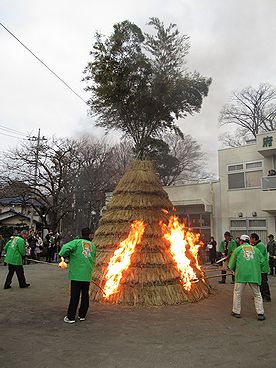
[228, 245, 267, 285]
[4, 236, 26, 265]
[253, 240, 270, 273]
[59, 239, 96, 282]
[219, 239, 236, 255]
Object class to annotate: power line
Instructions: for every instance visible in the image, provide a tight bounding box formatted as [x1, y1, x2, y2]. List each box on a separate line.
[0, 131, 27, 140]
[0, 22, 87, 105]
[0, 124, 27, 136]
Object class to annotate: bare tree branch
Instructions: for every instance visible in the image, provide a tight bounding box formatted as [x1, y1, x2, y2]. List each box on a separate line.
[219, 83, 276, 137]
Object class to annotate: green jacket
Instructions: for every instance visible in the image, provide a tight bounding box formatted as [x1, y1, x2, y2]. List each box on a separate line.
[219, 239, 236, 256]
[59, 239, 96, 282]
[253, 240, 270, 273]
[4, 236, 26, 265]
[229, 244, 267, 285]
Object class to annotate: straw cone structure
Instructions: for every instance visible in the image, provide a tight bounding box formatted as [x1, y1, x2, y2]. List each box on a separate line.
[91, 160, 211, 306]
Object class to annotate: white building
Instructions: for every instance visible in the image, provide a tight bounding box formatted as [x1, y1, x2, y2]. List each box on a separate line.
[164, 181, 220, 245]
[165, 131, 276, 244]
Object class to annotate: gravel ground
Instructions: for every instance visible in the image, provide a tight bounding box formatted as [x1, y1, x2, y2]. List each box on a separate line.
[0, 263, 275, 368]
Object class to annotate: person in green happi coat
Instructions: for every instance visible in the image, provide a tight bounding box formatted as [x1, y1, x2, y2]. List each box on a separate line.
[59, 228, 96, 323]
[229, 234, 267, 321]
[250, 233, 271, 302]
[3, 230, 30, 289]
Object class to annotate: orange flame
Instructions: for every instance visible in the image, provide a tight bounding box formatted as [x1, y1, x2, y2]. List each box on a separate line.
[161, 215, 202, 291]
[186, 231, 203, 273]
[103, 220, 145, 298]
[58, 257, 67, 269]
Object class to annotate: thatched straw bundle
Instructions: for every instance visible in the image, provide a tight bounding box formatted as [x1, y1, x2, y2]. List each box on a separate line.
[91, 160, 211, 306]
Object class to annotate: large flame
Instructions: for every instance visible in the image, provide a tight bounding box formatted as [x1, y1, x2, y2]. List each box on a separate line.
[185, 230, 202, 273]
[161, 215, 203, 291]
[103, 220, 145, 298]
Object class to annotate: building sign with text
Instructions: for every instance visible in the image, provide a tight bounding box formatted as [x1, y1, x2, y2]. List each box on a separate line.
[263, 136, 273, 147]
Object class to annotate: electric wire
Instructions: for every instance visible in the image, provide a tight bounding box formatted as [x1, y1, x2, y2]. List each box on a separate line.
[0, 124, 27, 137]
[0, 125, 26, 135]
[0, 131, 27, 140]
[0, 22, 87, 105]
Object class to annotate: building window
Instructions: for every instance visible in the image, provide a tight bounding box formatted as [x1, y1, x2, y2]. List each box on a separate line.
[228, 161, 263, 190]
[201, 213, 211, 227]
[228, 164, 243, 171]
[228, 173, 245, 189]
[230, 218, 267, 242]
[248, 219, 266, 228]
[189, 214, 201, 227]
[230, 219, 246, 228]
[246, 162, 262, 169]
[245, 170, 263, 188]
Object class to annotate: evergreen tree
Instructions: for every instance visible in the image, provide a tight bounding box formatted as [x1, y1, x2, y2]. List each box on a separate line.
[83, 18, 211, 158]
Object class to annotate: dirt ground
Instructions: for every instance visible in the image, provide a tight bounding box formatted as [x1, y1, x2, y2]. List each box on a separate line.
[0, 263, 275, 368]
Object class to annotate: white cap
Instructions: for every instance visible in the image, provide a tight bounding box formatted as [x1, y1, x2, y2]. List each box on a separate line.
[240, 234, 250, 241]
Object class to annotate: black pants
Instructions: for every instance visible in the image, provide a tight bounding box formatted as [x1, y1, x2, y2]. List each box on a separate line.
[4, 264, 27, 288]
[67, 281, 90, 321]
[260, 273, 271, 301]
[221, 270, 235, 283]
[46, 247, 54, 262]
[30, 248, 36, 260]
[209, 251, 216, 264]
[269, 257, 276, 275]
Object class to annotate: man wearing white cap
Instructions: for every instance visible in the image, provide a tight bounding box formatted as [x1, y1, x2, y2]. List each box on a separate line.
[228, 234, 267, 321]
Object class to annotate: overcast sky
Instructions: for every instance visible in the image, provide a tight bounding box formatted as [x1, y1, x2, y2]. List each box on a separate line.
[1, 0, 276, 175]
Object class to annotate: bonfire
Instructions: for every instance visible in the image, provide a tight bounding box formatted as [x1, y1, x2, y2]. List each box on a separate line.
[91, 160, 211, 306]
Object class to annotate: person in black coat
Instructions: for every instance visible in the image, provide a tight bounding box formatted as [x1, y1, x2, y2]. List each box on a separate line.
[207, 236, 217, 264]
[27, 231, 37, 260]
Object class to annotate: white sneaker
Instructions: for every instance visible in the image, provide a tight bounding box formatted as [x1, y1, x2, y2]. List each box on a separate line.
[78, 316, 86, 321]
[64, 316, 75, 323]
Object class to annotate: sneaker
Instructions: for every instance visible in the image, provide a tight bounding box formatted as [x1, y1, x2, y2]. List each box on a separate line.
[78, 316, 86, 321]
[64, 316, 75, 324]
[257, 314, 266, 321]
[218, 281, 225, 284]
[4, 285, 11, 289]
[20, 283, 30, 288]
[263, 298, 271, 302]
[231, 312, 241, 318]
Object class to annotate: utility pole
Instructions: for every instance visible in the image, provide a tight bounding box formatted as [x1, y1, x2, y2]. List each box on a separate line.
[28, 129, 47, 229]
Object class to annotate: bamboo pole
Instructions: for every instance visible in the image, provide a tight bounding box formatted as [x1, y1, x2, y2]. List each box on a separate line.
[191, 272, 233, 284]
[26, 258, 106, 295]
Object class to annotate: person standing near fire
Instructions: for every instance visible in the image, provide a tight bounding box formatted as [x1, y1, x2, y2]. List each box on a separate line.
[267, 234, 276, 276]
[229, 234, 266, 320]
[3, 230, 31, 289]
[45, 230, 55, 262]
[59, 228, 96, 323]
[207, 236, 217, 264]
[250, 233, 271, 302]
[218, 231, 236, 284]
[27, 230, 37, 260]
